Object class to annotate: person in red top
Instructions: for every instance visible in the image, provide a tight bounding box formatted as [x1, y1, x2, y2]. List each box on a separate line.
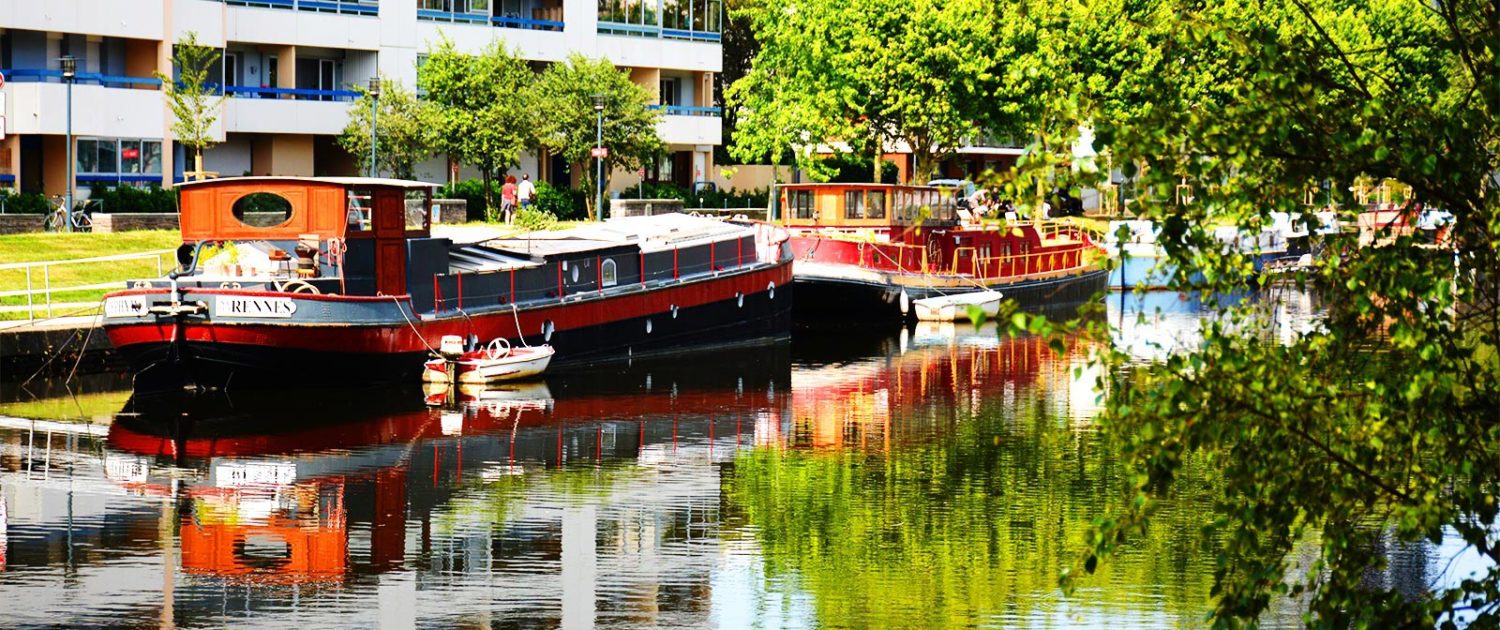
[501, 175, 518, 224]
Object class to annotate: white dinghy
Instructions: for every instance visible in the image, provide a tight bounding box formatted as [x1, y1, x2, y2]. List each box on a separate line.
[424, 338, 555, 384]
[912, 290, 1003, 322]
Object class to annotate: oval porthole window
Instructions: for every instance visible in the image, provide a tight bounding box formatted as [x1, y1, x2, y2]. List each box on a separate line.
[646, 319, 653, 334]
[232, 192, 294, 228]
[671, 304, 679, 319]
[736, 292, 744, 308]
[542, 320, 555, 342]
[571, 264, 580, 283]
[768, 281, 776, 300]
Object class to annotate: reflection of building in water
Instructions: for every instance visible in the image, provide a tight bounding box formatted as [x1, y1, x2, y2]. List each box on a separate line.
[787, 323, 1099, 451]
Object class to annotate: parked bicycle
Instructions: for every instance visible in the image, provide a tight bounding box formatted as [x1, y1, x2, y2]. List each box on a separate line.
[43, 195, 93, 232]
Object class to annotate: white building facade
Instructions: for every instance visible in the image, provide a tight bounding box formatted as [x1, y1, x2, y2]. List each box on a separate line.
[0, 0, 722, 197]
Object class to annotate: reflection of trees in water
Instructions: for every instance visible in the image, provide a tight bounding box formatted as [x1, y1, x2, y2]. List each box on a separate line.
[729, 333, 1222, 628]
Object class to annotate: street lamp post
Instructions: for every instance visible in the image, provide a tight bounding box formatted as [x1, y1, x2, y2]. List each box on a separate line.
[593, 93, 605, 222]
[368, 77, 381, 178]
[61, 55, 76, 232]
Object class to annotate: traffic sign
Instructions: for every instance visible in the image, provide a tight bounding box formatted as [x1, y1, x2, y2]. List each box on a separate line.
[591, 147, 608, 159]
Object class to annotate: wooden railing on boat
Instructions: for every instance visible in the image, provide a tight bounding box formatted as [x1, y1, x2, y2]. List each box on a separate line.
[848, 239, 1102, 281]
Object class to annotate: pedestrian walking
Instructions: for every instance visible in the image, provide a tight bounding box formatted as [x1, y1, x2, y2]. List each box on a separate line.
[518, 173, 537, 210]
[501, 175, 518, 224]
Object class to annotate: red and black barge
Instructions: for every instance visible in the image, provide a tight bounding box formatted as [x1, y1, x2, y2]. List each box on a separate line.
[102, 177, 793, 390]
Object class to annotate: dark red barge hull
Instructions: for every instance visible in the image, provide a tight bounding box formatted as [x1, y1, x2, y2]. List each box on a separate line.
[106, 263, 792, 390]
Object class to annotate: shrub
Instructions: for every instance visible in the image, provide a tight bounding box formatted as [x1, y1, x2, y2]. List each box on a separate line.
[619, 182, 769, 210]
[90, 184, 179, 213]
[0, 190, 51, 214]
[514, 206, 557, 231]
[535, 182, 587, 221]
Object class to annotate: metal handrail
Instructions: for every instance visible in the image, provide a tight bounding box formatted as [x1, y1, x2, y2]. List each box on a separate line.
[0, 250, 172, 321]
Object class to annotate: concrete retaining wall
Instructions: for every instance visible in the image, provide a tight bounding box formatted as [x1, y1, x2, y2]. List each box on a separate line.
[92, 213, 181, 233]
[432, 199, 468, 224]
[0, 214, 45, 235]
[610, 198, 685, 219]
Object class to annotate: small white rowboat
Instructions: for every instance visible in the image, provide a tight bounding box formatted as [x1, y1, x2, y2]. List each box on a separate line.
[423, 339, 555, 384]
[912, 290, 1003, 322]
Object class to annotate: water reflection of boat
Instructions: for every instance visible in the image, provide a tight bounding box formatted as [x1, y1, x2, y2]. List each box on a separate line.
[787, 322, 1100, 450]
[97, 345, 792, 589]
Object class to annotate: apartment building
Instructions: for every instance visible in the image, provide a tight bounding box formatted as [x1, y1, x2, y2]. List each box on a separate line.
[0, 0, 722, 197]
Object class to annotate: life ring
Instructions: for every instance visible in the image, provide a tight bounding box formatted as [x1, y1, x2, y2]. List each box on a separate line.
[485, 337, 511, 360]
[277, 279, 321, 294]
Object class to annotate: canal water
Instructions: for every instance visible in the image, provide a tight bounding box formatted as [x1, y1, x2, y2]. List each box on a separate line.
[0, 292, 1463, 628]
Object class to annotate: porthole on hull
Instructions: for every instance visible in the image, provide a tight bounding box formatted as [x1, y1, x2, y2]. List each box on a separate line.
[768, 281, 776, 299]
[542, 320, 555, 342]
[671, 304, 679, 319]
[646, 319, 653, 334]
[736, 292, 744, 308]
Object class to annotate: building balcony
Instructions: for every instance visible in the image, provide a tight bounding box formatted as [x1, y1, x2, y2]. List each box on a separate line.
[221, 86, 358, 135]
[2, 0, 166, 40]
[222, 0, 378, 17]
[653, 106, 721, 146]
[417, 0, 566, 31]
[1, 74, 165, 139]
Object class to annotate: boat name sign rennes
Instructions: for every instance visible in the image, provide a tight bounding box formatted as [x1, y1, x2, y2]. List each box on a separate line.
[215, 296, 298, 318]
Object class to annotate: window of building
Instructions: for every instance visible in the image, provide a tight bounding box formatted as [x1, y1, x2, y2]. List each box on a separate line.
[77, 138, 162, 181]
[867, 190, 886, 219]
[843, 190, 864, 220]
[601, 259, 618, 287]
[224, 52, 241, 87]
[789, 190, 814, 219]
[659, 78, 680, 107]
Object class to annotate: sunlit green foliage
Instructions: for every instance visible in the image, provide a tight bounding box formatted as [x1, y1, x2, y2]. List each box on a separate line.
[726, 0, 999, 182]
[533, 55, 663, 221]
[1002, 0, 1500, 626]
[339, 78, 431, 180]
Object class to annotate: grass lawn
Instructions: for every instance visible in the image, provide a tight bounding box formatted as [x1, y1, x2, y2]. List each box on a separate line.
[0, 230, 181, 320]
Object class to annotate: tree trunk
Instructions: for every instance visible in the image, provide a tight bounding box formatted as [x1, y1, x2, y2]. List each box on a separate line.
[481, 168, 494, 222]
[573, 159, 591, 221]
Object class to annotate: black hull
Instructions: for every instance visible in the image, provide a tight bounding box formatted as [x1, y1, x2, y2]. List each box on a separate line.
[793, 268, 1110, 322]
[121, 285, 792, 392]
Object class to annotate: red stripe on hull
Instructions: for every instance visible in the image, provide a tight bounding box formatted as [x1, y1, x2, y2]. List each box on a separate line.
[105, 263, 792, 355]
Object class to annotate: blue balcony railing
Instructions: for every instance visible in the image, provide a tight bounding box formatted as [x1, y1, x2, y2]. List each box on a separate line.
[223, 0, 378, 16]
[650, 104, 722, 116]
[0, 68, 161, 89]
[222, 84, 360, 102]
[597, 21, 721, 42]
[417, 8, 564, 30]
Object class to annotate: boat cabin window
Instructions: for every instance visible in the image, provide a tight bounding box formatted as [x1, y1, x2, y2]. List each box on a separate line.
[788, 190, 814, 219]
[231, 192, 294, 228]
[867, 190, 886, 219]
[601, 259, 618, 287]
[844, 190, 865, 219]
[347, 190, 372, 232]
[404, 189, 431, 232]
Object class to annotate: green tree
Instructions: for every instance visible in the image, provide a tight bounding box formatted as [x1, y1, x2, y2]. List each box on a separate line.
[996, 0, 1500, 625]
[533, 54, 662, 221]
[339, 77, 431, 180]
[727, 0, 998, 183]
[155, 32, 226, 180]
[420, 37, 536, 216]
